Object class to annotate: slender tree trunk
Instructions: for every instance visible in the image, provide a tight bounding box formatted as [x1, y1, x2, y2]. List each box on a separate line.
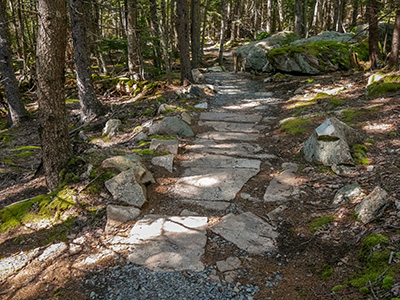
[37, 0, 72, 191]
[277, 0, 283, 31]
[352, 0, 359, 27]
[311, 0, 320, 32]
[0, 0, 28, 127]
[126, 0, 143, 80]
[201, 0, 209, 56]
[160, 0, 172, 83]
[265, 0, 271, 33]
[369, 0, 380, 69]
[218, 0, 226, 66]
[149, 0, 162, 69]
[69, 0, 105, 123]
[389, 1, 400, 69]
[176, 0, 192, 84]
[191, 0, 201, 68]
[294, 0, 304, 37]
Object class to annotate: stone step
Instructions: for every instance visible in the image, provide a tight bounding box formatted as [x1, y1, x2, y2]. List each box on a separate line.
[200, 112, 262, 123]
[173, 167, 260, 201]
[186, 139, 277, 159]
[181, 154, 261, 169]
[199, 120, 263, 133]
[197, 131, 261, 142]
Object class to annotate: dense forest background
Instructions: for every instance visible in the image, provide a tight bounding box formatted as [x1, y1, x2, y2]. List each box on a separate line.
[0, 0, 400, 188]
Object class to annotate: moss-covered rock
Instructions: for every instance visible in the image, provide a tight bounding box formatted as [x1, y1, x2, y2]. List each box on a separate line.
[366, 72, 400, 97]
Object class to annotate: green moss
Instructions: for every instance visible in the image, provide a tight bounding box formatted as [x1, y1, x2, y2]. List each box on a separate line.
[0, 188, 77, 233]
[313, 92, 331, 100]
[350, 41, 369, 62]
[86, 171, 115, 195]
[280, 118, 311, 135]
[65, 98, 79, 104]
[268, 41, 350, 69]
[352, 144, 369, 165]
[330, 98, 345, 106]
[342, 109, 365, 123]
[138, 141, 151, 146]
[15, 145, 40, 151]
[256, 31, 271, 40]
[132, 149, 154, 156]
[305, 78, 314, 84]
[366, 82, 400, 97]
[12, 150, 33, 158]
[366, 138, 374, 144]
[321, 265, 334, 280]
[144, 109, 154, 116]
[382, 276, 394, 289]
[359, 287, 369, 294]
[310, 215, 335, 232]
[383, 74, 400, 83]
[331, 285, 342, 293]
[390, 131, 397, 136]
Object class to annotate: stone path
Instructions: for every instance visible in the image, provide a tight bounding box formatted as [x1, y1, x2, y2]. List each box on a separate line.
[122, 72, 286, 272]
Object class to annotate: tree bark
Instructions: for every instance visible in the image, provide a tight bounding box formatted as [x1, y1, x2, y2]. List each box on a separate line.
[191, 0, 201, 68]
[218, 0, 226, 66]
[69, 0, 105, 123]
[369, 0, 380, 69]
[389, 1, 400, 69]
[149, 0, 162, 69]
[126, 0, 144, 80]
[176, 0, 192, 84]
[294, 0, 305, 37]
[0, 0, 28, 127]
[37, 0, 72, 191]
[160, 0, 172, 83]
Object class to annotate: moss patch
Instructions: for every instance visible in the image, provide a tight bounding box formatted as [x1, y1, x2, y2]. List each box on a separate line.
[366, 82, 400, 97]
[0, 188, 77, 233]
[352, 144, 369, 165]
[85, 171, 115, 196]
[310, 215, 335, 232]
[280, 118, 311, 135]
[342, 109, 366, 124]
[321, 265, 334, 280]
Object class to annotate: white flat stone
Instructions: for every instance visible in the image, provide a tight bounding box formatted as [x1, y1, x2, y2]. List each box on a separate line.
[200, 112, 262, 123]
[186, 139, 276, 159]
[173, 167, 259, 201]
[198, 131, 261, 142]
[181, 154, 261, 169]
[211, 212, 278, 255]
[199, 121, 260, 133]
[127, 215, 208, 272]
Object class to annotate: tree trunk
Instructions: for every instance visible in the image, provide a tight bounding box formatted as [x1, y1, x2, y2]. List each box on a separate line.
[191, 0, 201, 68]
[176, 0, 192, 84]
[0, 0, 28, 127]
[294, 0, 304, 37]
[265, 0, 271, 33]
[69, 0, 105, 123]
[389, 1, 400, 69]
[218, 0, 226, 66]
[37, 0, 72, 191]
[160, 0, 172, 83]
[201, 0, 209, 52]
[149, 0, 162, 69]
[277, 0, 283, 31]
[351, 0, 359, 27]
[369, 0, 380, 69]
[126, 0, 144, 80]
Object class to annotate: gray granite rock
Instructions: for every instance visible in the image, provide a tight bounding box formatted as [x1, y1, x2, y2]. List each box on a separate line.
[149, 117, 195, 137]
[355, 187, 392, 224]
[332, 184, 365, 207]
[102, 119, 121, 138]
[149, 139, 179, 154]
[105, 205, 141, 233]
[105, 170, 147, 208]
[151, 154, 174, 172]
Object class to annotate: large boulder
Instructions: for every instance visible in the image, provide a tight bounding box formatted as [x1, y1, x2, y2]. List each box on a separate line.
[233, 31, 297, 72]
[235, 31, 360, 75]
[302, 118, 362, 166]
[366, 72, 400, 97]
[149, 117, 195, 137]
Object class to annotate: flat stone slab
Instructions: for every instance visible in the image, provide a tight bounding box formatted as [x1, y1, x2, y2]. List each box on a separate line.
[198, 131, 261, 142]
[151, 154, 174, 172]
[127, 215, 208, 272]
[150, 139, 179, 154]
[200, 112, 262, 123]
[199, 121, 261, 133]
[105, 170, 147, 208]
[181, 154, 261, 169]
[186, 139, 276, 159]
[181, 200, 231, 211]
[264, 163, 300, 202]
[106, 205, 141, 233]
[173, 167, 259, 201]
[211, 212, 278, 255]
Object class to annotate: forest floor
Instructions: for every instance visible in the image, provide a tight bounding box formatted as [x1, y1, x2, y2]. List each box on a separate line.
[1, 51, 400, 300]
